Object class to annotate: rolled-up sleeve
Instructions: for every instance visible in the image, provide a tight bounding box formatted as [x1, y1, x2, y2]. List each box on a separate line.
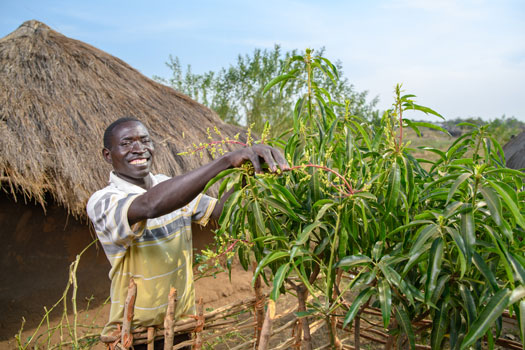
[188, 193, 217, 227]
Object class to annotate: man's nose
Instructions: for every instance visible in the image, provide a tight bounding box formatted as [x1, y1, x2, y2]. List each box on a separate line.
[131, 141, 146, 152]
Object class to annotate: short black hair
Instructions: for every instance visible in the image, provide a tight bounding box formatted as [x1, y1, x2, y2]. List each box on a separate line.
[103, 117, 142, 149]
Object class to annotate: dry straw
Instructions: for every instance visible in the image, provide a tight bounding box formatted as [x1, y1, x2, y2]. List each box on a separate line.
[0, 20, 245, 217]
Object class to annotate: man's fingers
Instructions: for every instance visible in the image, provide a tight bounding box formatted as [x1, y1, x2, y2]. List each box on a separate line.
[257, 147, 277, 172]
[270, 147, 290, 171]
[235, 145, 288, 174]
[249, 150, 263, 173]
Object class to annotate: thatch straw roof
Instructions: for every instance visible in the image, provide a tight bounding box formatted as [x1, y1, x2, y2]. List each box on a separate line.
[503, 131, 525, 170]
[0, 20, 244, 217]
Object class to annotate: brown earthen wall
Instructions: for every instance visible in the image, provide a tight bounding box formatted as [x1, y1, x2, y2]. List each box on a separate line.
[0, 191, 216, 341]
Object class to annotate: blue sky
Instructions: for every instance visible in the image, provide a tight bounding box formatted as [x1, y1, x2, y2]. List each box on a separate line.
[1, 0, 524, 122]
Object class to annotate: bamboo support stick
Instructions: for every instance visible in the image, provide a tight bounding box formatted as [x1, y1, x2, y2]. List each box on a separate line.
[194, 297, 204, 350]
[173, 339, 194, 350]
[122, 278, 137, 349]
[163, 287, 177, 350]
[253, 264, 265, 349]
[258, 299, 275, 350]
[147, 327, 155, 350]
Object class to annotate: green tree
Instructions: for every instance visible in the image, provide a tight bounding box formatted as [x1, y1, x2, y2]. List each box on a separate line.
[201, 49, 525, 349]
[155, 45, 377, 135]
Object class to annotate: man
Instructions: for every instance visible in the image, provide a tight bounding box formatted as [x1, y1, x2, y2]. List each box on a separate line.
[87, 117, 288, 349]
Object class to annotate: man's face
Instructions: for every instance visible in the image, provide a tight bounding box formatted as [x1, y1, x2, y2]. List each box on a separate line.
[103, 121, 154, 187]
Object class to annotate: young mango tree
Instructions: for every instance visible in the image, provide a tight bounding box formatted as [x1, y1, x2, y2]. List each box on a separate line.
[202, 49, 525, 349]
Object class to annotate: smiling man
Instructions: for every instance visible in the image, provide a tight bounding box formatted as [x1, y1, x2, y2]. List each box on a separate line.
[87, 117, 288, 349]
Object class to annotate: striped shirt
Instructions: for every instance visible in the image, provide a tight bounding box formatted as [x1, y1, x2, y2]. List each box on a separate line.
[86, 172, 217, 336]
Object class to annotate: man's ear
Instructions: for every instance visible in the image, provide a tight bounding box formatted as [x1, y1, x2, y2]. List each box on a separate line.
[102, 148, 112, 164]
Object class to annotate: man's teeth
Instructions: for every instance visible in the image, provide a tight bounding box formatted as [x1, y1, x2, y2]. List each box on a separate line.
[130, 159, 147, 165]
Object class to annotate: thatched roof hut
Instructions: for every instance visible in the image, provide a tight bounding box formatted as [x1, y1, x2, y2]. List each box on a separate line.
[503, 131, 525, 170]
[0, 20, 245, 340]
[0, 20, 243, 217]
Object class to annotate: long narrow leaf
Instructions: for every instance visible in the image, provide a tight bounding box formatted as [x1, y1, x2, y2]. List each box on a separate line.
[425, 237, 444, 304]
[263, 73, 297, 95]
[342, 287, 375, 329]
[480, 187, 503, 226]
[431, 298, 449, 350]
[395, 306, 416, 350]
[335, 255, 373, 268]
[271, 263, 290, 301]
[460, 289, 511, 350]
[487, 180, 525, 229]
[296, 221, 322, 246]
[447, 173, 471, 205]
[378, 279, 392, 328]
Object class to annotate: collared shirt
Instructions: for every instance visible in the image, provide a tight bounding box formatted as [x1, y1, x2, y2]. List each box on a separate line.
[87, 172, 217, 336]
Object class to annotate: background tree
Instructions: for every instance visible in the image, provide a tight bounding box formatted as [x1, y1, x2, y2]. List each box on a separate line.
[154, 45, 378, 135]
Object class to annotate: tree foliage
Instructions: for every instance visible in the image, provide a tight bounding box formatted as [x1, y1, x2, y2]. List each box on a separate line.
[202, 49, 525, 349]
[155, 45, 377, 135]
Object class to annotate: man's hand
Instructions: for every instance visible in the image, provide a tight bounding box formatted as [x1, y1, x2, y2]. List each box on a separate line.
[228, 144, 290, 174]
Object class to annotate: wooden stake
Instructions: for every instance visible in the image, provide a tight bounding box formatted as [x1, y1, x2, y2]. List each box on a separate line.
[164, 287, 177, 350]
[122, 278, 137, 349]
[194, 297, 204, 350]
[147, 327, 155, 350]
[253, 262, 265, 349]
[258, 299, 275, 350]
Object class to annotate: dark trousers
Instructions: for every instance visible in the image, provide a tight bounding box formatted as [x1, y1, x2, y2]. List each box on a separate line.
[132, 333, 191, 350]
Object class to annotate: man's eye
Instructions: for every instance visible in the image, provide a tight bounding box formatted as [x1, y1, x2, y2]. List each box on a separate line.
[143, 139, 152, 144]
[120, 141, 131, 146]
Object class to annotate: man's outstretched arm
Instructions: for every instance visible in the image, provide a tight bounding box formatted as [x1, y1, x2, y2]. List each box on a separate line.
[127, 145, 289, 225]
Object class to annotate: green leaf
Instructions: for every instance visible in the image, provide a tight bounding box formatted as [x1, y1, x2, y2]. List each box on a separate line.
[204, 168, 238, 193]
[406, 120, 449, 134]
[404, 103, 444, 120]
[459, 284, 477, 326]
[425, 237, 444, 304]
[271, 263, 290, 301]
[342, 287, 375, 329]
[263, 73, 297, 95]
[445, 227, 468, 278]
[446, 173, 471, 205]
[487, 180, 525, 230]
[372, 241, 383, 261]
[388, 220, 434, 237]
[218, 190, 243, 227]
[386, 162, 401, 212]
[294, 309, 317, 318]
[510, 285, 525, 304]
[431, 275, 450, 305]
[405, 224, 440, 273]
[335, 255, 373, 268]
[315, 201, 335, 222]
[253, 251, 289, 285]
[296, 221, 322, 246]
[352, 191, 377, 200]
[485, 167, 525, 177]
[519, 300, 525, 348]
[251, 200, 265, 236]
[480, 187, 502, 226]
[460, 289, 511, 350]
[508, 252, 525, 285]
[349, 120, 371, 150]
[265, 198, 300, 221]
[472, 251, 500, 293]
[395, 306, 416, 350]
[378, 279, 392, 328]
[431, 298, 449, 350]
[270, 183, 301, 207]
[461, 209, 476, 255]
